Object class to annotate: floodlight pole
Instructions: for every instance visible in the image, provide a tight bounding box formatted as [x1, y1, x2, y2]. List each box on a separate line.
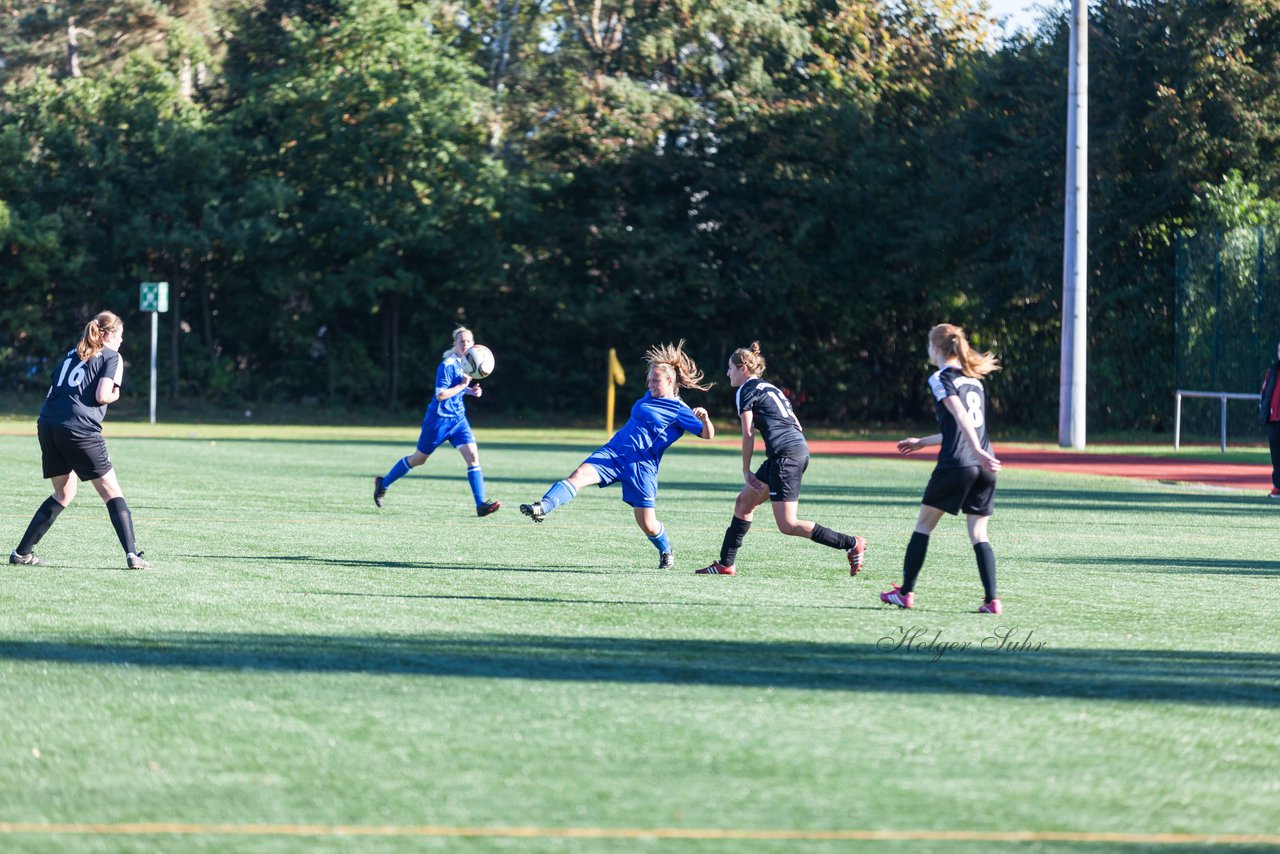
[1059, 0, 1089, 449]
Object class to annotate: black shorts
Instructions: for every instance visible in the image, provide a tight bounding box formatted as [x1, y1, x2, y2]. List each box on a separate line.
[38, 421, 113, 481]
[756, 454, 809, 502]
[921, 465, 996, 516]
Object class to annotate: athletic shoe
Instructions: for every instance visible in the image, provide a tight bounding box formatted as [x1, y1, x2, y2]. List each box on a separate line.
[658, 551, 676, 570]
[9, 550, 48, 566]
[1270, 488, 1280, 499]
[695, 561, 736, 575]
[373, 476, 386, 508]
[880, 583, 914, 609]
[978, 598, 1003, 615]
[847, 535, 867, 576]
[476, 499, 501, 517]
[126, 551, 151, 570]
[519, 502, 547, 523]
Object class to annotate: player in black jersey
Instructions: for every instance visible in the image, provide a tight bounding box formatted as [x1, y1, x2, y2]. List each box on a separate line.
[882, 324, 1002, 613]
[696, 342, 866, 576]
[10, 311, 150, 569]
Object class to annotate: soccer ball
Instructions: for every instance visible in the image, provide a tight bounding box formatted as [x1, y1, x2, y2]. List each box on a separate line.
[463, 344, 495, 380]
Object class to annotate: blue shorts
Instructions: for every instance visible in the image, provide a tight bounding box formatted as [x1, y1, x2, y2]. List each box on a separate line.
[583, 447, 659, 508]
[416, 415, 475, 456]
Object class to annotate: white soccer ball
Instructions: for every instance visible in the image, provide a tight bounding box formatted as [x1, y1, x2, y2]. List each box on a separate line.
[463, 344, 495, 380]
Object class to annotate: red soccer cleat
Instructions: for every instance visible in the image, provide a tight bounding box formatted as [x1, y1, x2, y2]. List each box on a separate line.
[695, 561, 736, 575]
[880, 583, 914, 609]
[847, 535, 867, 576]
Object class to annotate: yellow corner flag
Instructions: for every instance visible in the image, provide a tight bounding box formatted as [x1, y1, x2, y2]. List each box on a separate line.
[606, 348, 626, 434]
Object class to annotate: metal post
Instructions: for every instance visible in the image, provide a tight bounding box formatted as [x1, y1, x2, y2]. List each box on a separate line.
[1058, 0, 1088, 449]
[150, 311, 158, 425]
[1174, 392, 1182, 450]
[1220, 395, 1228, 454]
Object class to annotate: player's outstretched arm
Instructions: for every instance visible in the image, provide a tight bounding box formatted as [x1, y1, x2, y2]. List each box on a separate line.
[897, 433, 942, 454]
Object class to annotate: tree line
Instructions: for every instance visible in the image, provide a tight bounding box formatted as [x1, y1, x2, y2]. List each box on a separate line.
[2, 0, 1278, 430]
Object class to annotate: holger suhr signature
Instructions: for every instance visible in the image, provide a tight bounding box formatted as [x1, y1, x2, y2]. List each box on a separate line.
[877, 626, 1046, 662]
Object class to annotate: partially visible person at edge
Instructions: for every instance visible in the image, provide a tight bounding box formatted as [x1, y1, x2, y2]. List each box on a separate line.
[882, 323, 1003, 614]
[373, 325, 500, 517]
[11, 311, 150, 569]
[695, 341, 867, 577]
[1260, 339, 1280, 498]
[519, 342, 715, 569]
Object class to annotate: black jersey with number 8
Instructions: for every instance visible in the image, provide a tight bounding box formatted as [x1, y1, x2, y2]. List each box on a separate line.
[929, 365, 991, 469]
[39, 348, 122, 432]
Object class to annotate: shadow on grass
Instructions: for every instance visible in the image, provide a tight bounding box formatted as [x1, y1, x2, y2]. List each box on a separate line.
[1042, 556, 1280, 576]
[309, 591, 883, 611]
[0, 633, 1274, 706]
[183, 555, 612, 574]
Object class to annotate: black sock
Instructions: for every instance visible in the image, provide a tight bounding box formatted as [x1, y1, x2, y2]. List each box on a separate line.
[810, 522, 856, 551]
[719, 516, 751, 566]
[901, 531, 930, 594]
[106, 497, 137, 555]
[16, 496, 65, 555]
[974, 541, 997, 601]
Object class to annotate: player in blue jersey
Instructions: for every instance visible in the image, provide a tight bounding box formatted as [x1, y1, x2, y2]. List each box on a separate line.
[10, 311, 150, 569]
[373, 326, 500, 517]
[696, 342, 867, 576]
[519, 342, 715, 568]
[882, 323, 1003, 613]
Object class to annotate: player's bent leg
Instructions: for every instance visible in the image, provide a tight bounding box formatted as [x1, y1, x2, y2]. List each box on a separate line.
[969, 513, 999, 612]
[459, 443, 500, 516]
[733, 484, 769, 521]
[90, 468, 124, 502]
[967, 514, 991, 544]
[12, 478, 73, 563]
[634, 506, 674, 569]
[882, 504, 946, 608]
[914, 504, 946, 535]
[92, 471, 147, 569]
[51, 473, 78, 506]
[522, 464, 600, 522]
[771, 501, 815, 538]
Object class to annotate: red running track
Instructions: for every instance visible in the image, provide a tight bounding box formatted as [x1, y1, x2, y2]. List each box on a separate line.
[791, 440, 1272, 492]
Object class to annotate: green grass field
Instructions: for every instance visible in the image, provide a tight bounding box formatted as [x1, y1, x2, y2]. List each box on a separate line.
[1, 423, 1277, 853]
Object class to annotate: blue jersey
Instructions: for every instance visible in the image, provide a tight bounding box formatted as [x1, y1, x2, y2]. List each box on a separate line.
[427, 352, 470, 420]
[604, 392, 705, 463]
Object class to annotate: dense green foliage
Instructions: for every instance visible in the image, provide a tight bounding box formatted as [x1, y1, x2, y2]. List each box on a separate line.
[0, 426, 1277, 848]
[3, 0, 1280, 429]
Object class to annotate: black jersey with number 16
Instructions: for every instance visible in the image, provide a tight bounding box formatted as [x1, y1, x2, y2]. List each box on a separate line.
[39, 348, 122, 432]
[736, 377, 807, 458]
[929, 365, 991, 469]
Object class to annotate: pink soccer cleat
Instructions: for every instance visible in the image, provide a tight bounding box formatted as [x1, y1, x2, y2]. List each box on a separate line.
[880, 584, 914, 609]
[847, 536, 867, 576]
[978, 598, 1003, 615]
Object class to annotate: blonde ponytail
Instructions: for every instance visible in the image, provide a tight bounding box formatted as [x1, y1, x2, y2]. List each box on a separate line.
[76, 311, 122, 361]
[929, 323, 1000, 378]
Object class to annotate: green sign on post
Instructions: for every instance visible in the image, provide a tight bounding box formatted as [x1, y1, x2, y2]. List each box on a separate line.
[140, 281, 169, 313]
[139, 281, 168, 424]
